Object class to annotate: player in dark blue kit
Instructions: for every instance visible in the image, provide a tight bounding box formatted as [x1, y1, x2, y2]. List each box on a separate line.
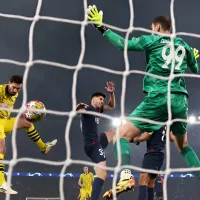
[133, 127, 174, 200]
[76, 81, 116, 200]
[154, 174, 164, 200]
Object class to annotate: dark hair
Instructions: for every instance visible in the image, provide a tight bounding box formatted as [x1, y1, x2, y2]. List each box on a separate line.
[152, 15, 171, 31]
[10, 75, 23, 84]
[91, 92, 106, 99]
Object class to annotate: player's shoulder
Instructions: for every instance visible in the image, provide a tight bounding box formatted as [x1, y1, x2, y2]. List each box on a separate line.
[0, 84, 6, 94]
[135, 34, 156, 41]
[89, 172, 93, 176]
[174, 37, 191, 48]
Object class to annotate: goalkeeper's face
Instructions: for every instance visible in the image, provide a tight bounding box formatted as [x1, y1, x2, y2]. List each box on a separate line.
[8, 82, 22, 96]
[92, 96, 105, 108]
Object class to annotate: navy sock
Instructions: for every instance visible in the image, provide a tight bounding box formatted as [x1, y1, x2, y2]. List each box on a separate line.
[138, 185, 147, 200]
[148, 188, 154, 200]
[91, 177, 104, 200]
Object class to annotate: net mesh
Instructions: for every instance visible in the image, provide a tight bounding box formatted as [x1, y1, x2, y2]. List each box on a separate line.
[0, 0, 199, 200]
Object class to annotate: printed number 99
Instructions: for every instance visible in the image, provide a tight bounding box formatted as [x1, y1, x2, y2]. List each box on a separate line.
[162, 44, 185, 70]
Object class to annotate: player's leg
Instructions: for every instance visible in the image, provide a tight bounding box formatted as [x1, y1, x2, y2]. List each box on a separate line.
[84, 142, 107, 200]
[80, 188, 87, 200]
[0, 120, 17, 194]
[104, 94, 166, 199]
[5, 117, 57, 154]
[88, 188, 92, 199]
[138, 172, 149, 200]
[91, 160, 107, 200]
[147, 174, 157, 200]
[173, 133, 200, 179]
[102, 129, 115, 144]
[77, 191, 81, 199]
[114, 93, 167, 167]
[171, 94, 200, 179]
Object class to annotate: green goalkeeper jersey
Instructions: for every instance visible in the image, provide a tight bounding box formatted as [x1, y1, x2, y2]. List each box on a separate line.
[104, 30, 199, 95]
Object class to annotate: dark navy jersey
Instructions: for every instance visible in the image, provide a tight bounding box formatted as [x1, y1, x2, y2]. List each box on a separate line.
[146, 126, 166, 152]
[80, 105, 103, 143]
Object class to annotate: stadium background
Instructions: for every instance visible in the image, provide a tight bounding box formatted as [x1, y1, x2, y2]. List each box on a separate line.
[0, 0, 200, 199]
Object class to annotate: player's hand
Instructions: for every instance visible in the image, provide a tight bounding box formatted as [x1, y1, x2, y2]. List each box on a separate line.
[133, 137, 140, 145]
[105, 82, 115, 93]
[87, 5, 103, 28]
[76, 103, 88, 111]
[192, 48, 199, 59]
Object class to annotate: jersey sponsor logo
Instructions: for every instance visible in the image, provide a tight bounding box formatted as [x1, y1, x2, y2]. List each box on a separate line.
[95, 117, 100, 124]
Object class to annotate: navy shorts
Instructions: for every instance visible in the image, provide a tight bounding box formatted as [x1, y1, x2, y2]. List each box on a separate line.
[142, 152, 164, 171]
[84, 133, 108, 163]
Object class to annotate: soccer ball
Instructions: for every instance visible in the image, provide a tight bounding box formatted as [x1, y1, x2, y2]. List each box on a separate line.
[24, 100, 46, 123]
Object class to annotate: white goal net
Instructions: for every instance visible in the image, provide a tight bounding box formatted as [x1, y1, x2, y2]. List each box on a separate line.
[0, 0, 200, 200]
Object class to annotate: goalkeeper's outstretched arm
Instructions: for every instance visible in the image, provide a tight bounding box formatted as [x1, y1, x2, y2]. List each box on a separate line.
[87, 5, 152, 51]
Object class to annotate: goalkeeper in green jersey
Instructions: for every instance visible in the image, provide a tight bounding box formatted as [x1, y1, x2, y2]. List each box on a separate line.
[86, 5, 200, 199]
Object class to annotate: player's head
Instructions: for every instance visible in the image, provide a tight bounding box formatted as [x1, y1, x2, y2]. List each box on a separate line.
[83, 167, 88, 174]
[91, 92, 106, 108]
[8, 75, 23, 96]
[152, 15, 171, 33]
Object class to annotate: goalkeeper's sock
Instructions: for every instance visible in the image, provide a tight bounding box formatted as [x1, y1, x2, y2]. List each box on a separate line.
[147, 188, 154, 200]
[138, 186, 147, 200]
[181, 145, 200, 179]
[0, 154, 6, 185]
[91, 177, 104, 200]
[26, 125, 46, 151]
[114, 138, 131, 165]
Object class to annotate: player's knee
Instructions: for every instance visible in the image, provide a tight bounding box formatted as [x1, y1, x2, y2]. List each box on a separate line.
[119, 122, 141, 142]
[139, 173, 149, 186]
[96, 168, 107, 180]
[0, 139, 6, 155]
[18, 118, 32, 129]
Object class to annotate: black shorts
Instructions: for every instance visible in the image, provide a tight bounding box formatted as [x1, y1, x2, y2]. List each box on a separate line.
[84, 133, 108, 163]
[142, 152, 164, 171]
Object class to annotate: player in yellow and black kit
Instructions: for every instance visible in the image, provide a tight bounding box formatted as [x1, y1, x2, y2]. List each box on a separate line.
[0, 75, 57, 194]
[78, 167, 94, 200]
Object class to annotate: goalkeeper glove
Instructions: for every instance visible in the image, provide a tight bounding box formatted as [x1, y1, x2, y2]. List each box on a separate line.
[192, 48, 199, 59]
[87, 5, 108, 34]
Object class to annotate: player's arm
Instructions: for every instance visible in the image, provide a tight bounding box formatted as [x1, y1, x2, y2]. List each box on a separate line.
[187, 46, 199, 73]
[86, 5, 153, 51]
[133, 132, 152, 142]
[78, 175, 83, 187]
[103, 82, 116, 111]
[0, 85, 10, 108]
[91, 172, 94, 183]
[169, 131, 175, 142]
[76, 103, 88, 111]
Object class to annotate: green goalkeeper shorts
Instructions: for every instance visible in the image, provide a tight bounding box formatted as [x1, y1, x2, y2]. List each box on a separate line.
[129, 92, 188, 136]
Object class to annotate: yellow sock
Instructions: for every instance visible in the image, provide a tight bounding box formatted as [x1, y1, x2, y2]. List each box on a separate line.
[0, 154, 6, 185]
[26, 124, 46, 151]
